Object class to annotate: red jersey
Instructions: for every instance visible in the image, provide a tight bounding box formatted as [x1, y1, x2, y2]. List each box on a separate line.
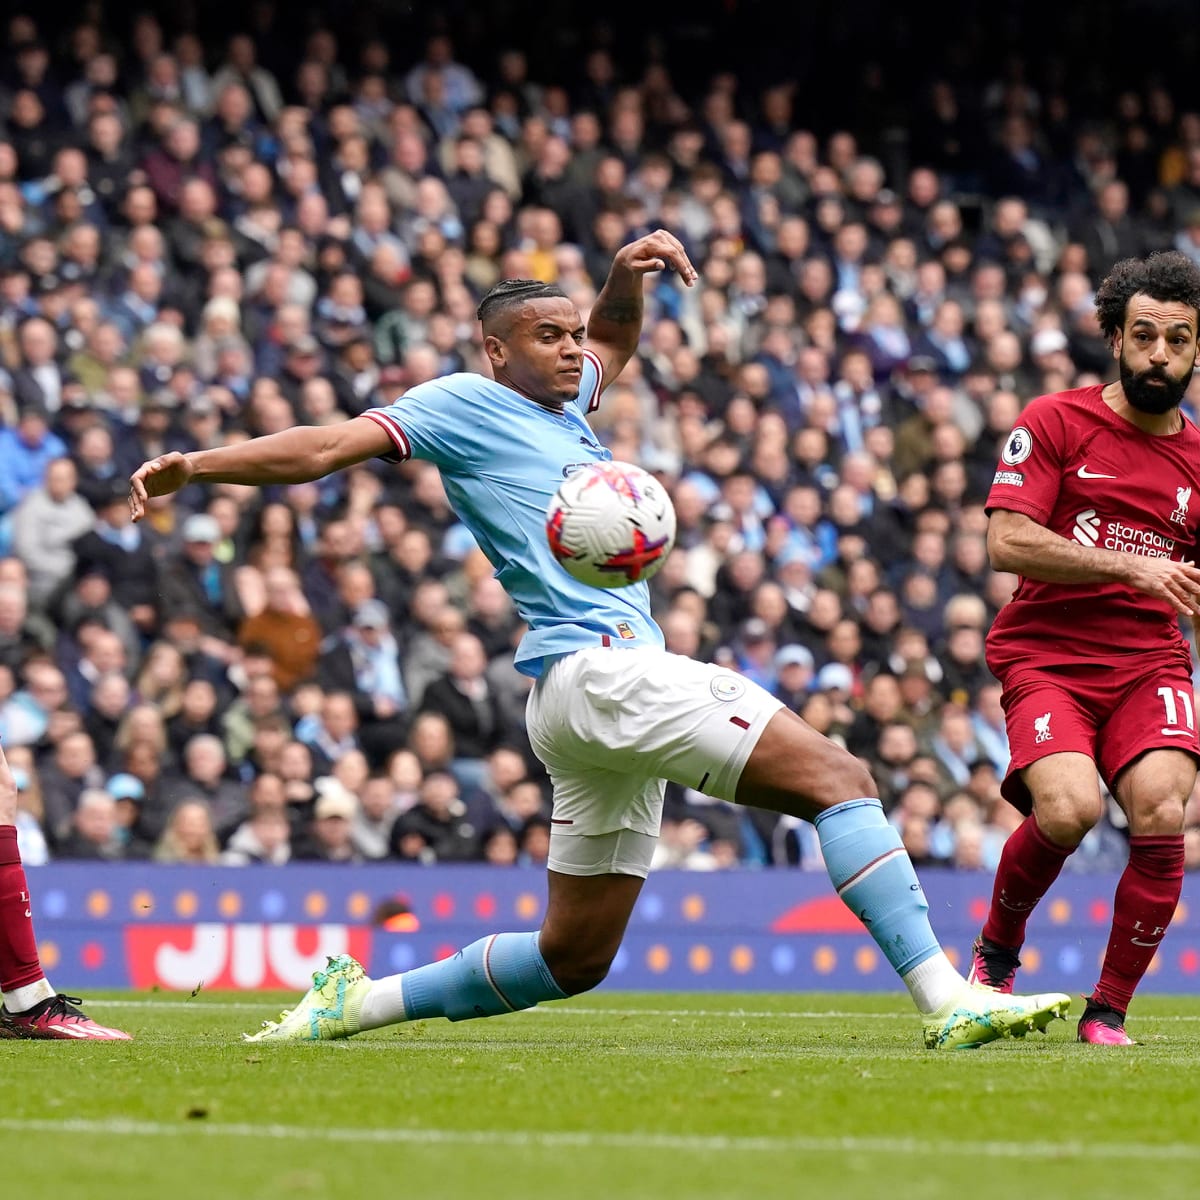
[985, 385, 1200, 676]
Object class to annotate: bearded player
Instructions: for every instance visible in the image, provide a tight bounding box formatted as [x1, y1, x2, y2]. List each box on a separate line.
[972, 251, 1200, 1044]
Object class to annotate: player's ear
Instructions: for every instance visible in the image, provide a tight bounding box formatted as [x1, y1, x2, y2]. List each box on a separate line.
[483, 333, 506, 369]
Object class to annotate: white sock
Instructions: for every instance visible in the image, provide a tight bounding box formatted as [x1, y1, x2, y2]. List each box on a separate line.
[3, 977, 55, 1013]
[358, 974, 408, 1031]
[902, 952, 964, 1016]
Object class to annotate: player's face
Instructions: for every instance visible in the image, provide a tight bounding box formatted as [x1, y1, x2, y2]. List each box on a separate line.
[1116, 294, 1199, 414]
[491, 298, 585, 407]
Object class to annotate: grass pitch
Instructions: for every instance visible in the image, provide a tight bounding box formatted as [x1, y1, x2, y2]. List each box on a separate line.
[4, 990, 1200, 1200]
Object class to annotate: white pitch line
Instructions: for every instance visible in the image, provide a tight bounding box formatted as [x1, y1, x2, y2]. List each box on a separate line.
[0, 1117, 1196, 1161]
[87, 999, 1200, 1022]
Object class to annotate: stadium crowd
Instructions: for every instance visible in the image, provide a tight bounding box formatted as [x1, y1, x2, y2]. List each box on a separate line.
[3, 3, 1200, 874]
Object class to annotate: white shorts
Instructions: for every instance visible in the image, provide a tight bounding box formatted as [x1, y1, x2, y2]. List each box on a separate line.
[525, 646, 784, 878]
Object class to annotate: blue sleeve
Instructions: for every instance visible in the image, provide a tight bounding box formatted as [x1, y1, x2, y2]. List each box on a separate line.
[359, 379, 481, 472]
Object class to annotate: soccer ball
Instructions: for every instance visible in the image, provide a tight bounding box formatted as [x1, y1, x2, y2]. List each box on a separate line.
[545, 461, 677, 588]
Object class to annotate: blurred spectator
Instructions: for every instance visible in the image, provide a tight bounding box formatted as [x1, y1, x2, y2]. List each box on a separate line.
[11, 457, 95, 605]
[0, 582, 56, 673]
[293, 776, 364, 863]
[38, 730, 104, 849]
[153, 799, 221, 864]
[317, 598, 408, 767]
[236, 566, 322, 690]
[163, 734, 248, 838]
[0, 407, 68, 514]
[55, 787, 126, 860]
[351, 773, 403, 860]
[389, 770, 484, 863]
[418, 631, 507, 785]
[220, 803, 293, 866]
[297, 690, 362, 775]
[158, 513, 244, 638]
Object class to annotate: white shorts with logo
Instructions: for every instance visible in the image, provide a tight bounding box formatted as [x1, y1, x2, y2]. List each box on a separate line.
[525, 645, 784, 878]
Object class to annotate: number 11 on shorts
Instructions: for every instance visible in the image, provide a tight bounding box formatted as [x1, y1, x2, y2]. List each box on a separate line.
[1157, 685, 1195, 733]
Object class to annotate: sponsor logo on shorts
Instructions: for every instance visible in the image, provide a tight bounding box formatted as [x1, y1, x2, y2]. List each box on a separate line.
[616, 621, 635, 639]
[710, 675, 746, 702]
[992, 470, 1024, 487]
[1034, 711, 1053, 744]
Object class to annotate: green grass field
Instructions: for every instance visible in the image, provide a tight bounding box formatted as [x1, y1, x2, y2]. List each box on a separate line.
[4, 990, 1200, 1200]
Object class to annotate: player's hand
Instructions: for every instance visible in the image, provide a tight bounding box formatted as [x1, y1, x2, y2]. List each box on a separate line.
[129, 452, 195, 522]
[1126, 556, 1200, 615]
[611, 229, 699, 287]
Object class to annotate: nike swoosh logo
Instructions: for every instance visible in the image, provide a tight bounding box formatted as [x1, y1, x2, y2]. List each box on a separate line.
[1130, 938, 1163, 947]
[1161, 728, 1194, 737]
[23, 909, 30, 918]
[1077, 466, 1118, 479]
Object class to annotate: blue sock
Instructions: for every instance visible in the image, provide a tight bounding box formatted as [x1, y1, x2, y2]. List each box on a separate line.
[814, 798, 940, 975]
[401, 932, 568, 1022]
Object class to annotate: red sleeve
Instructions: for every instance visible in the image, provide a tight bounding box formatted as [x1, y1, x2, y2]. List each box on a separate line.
[985, 396, 1067, 523]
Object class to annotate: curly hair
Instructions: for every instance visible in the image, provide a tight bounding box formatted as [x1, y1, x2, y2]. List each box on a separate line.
[1094, 250, 1200, 344]
[476, 278, 568, 333]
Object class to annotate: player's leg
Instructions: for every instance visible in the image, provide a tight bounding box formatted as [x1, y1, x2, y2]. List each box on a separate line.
[733, 708, 1068, 1046]
[1081, 745, 1195, 1044]
[971, 752, 1101, 989]
[972, 674, 1102, 990]
[0, 748, 129, 1040]
[245, 660, 661, 1042]
[245, 866, 643, 1043]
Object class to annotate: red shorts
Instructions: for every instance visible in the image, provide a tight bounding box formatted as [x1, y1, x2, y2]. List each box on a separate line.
[999, 659, 1200, 813]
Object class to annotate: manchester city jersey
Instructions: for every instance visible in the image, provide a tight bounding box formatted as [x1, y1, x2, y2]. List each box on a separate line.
[359, 349, 665, 677]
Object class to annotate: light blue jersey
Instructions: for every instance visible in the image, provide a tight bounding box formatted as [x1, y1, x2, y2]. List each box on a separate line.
[360, 349, 665, 677]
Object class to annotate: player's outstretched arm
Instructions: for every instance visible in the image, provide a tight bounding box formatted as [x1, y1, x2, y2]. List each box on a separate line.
[989, 508, 1200, 615]
[128, 418, 393, 522]
[585, 228, 698, 390]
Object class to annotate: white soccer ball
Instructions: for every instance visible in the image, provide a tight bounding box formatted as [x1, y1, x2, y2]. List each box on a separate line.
[545, 461, 677, 589]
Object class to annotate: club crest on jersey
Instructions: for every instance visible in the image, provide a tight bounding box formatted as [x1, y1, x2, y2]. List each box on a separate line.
[1171, 485, 1192, 526]
[1001, 426, 1033, 466]
[1034, 712, 1053, 744]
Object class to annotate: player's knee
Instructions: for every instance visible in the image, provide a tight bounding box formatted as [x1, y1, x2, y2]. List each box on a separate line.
[540, 943, 614, 996]
[1036, 791, 1103, 846]
[1128, 794, 1187, 836]
[824, 746, 877, 806]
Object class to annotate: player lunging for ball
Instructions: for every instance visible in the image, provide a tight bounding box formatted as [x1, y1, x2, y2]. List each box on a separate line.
[972, 251, 1200, 1045]
[130, 229, 1068, 1049]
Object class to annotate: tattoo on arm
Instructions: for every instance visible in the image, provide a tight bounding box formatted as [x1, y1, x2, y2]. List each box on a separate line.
[593, 298, 642, 325]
